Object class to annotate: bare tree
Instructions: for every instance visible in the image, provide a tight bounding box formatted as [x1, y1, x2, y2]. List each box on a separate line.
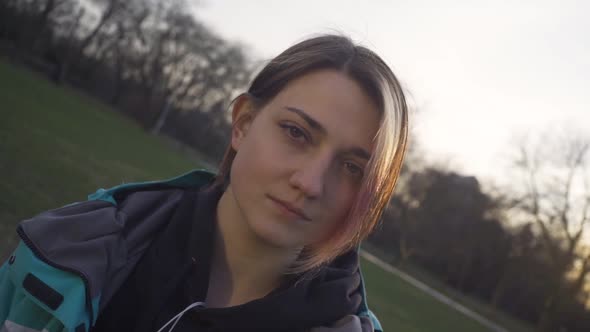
[31, 0, 68, 49]
[510, 131, 590, 331]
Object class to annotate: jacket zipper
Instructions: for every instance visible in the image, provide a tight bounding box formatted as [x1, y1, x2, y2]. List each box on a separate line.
[16, 226, 95, 328]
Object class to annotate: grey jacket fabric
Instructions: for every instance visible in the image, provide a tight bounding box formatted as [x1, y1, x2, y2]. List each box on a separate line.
[19, 188, 186, 314]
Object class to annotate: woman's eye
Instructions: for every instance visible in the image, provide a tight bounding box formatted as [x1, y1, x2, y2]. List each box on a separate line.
[344, 162, 364, 177]
[288, 126, 304, 138]
[279, 123, 308, 143]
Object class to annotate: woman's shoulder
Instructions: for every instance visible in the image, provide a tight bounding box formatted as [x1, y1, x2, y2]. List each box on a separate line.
[18, 169, 216, 264]
[87, 169, 215, 205]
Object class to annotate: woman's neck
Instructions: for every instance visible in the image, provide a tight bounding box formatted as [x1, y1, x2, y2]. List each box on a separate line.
[206, 187, 300, 308]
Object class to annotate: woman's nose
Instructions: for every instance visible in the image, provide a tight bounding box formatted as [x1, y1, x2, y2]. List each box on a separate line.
[288, 154, 332, 199]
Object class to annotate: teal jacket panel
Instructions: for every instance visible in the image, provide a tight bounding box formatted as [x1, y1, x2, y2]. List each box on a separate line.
[0, 242, 91, 332]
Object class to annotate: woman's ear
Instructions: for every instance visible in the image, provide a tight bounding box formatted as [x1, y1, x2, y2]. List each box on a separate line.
[231, 94, 256, 151]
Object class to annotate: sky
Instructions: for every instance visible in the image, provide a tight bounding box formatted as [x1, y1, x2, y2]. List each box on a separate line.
[192, 0, 590, 184]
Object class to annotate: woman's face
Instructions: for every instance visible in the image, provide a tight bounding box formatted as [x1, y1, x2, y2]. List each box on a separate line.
[228, 69, 380, 250]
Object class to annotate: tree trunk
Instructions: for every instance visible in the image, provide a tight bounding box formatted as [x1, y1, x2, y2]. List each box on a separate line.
[490, 266, 510, 308]
[151, 99, 172, 135]
[536, 270, 566, 332]
[79, 0, 117, 53]
[58, 0, 116, 84]
[32, 0, 57, 50]
[570, 254, 590, 296]
[398, 236, 414, 266]
[537, 295, 556, 332]
[53, 6, 84, 84]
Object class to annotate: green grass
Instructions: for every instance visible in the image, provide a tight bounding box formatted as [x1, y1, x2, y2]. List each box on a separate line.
[0, 58, 201, 253]
[391, 262, 535, 332]
[362, 257, 501, 332]
[362, 243, 535, 332]
[0, 58, 525, 331]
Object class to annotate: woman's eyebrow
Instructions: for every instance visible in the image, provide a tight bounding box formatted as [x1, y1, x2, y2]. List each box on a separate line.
[284, 106, 371, 160]
[347, 147, 371, 161]
[284, 107, 326, 134]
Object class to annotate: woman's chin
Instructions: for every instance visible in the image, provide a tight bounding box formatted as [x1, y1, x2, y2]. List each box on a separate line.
[247, 216, 306, 250]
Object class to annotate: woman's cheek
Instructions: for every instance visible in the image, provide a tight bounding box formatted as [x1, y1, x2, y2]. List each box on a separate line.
[332, 181, 358, 217]
[266, 136, 302, 168]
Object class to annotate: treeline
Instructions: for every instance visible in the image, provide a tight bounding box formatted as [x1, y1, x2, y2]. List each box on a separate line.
[371, 139, 590, 331]
[1, 1, 589, 331]
[0, 0, 250, 162]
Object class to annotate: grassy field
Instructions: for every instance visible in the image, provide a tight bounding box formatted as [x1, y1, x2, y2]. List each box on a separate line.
[362, 243, 535, 332]
[0, 58, 202, 252]
[0, 58, 519, 331]
[361, 257, 502, 332]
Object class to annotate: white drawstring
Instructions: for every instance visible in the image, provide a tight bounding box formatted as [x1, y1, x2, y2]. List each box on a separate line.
[156, 301, 205, 332]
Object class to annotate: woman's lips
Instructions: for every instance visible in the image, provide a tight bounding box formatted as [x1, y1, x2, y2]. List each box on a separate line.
[267, 195, 311, 221]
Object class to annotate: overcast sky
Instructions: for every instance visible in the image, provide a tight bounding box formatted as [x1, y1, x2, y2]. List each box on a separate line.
[192, 0, 589, 183]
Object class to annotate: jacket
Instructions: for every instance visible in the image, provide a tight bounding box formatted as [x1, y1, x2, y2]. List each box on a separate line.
[0, 170, 383, 332]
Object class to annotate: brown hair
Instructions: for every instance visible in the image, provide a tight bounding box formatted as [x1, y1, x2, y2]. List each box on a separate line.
[217, 34, 408, 272]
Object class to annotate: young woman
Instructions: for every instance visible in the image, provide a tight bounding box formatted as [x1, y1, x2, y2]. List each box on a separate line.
[0, 34, 408, 332]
